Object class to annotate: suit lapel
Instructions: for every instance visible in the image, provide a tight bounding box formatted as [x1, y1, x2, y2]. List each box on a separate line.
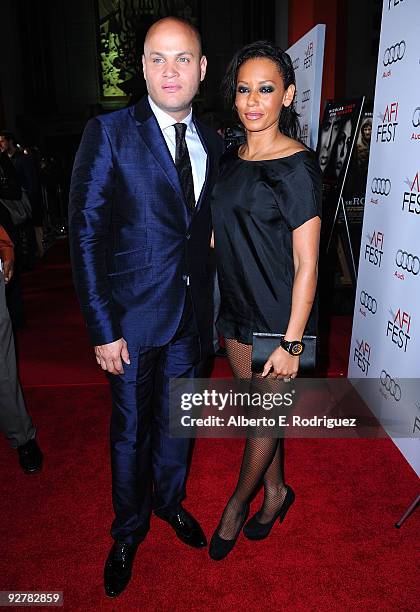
[133, 98, 186, 211]
[132, 98, 216, 224]
[194, 118, 213, 213]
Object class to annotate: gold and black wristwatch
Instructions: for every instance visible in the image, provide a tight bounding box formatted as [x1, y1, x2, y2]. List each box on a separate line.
[279, 338, 305, 356]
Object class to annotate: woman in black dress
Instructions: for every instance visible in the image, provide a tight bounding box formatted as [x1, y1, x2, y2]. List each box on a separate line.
[209, 42, 322, 560]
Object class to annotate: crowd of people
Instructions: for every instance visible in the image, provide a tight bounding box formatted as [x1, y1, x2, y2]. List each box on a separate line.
[0, 131, 71, 472]
[0, 133, 44, 473]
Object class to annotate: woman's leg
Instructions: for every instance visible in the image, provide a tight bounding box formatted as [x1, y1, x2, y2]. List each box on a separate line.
[225, 338, 252, 379]
[256, 439, 288, 523]
[214, 339, 281, 539]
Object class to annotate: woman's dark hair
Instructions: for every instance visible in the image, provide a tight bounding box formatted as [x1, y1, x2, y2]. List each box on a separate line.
[221, 40, 301, 141]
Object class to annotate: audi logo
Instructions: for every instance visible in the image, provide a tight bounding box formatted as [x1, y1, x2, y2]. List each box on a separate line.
[383, 41, 406, 66]
[412, 107, 420, 128]
[380, 370, 401, 401]
[371, 178, 391, 196]
[395, 250, 420, 275]
[360, 291, 377, 313]
[292, 57, 300, 70]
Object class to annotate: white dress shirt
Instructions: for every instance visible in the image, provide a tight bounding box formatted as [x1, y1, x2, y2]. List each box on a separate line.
[148, 95, 207, 204]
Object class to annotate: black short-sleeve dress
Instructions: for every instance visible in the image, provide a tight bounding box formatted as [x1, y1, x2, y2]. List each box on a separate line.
[211, 145, 322, 345]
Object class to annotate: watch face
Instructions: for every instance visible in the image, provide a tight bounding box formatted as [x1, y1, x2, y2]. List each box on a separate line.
[291, 342, 303, 356]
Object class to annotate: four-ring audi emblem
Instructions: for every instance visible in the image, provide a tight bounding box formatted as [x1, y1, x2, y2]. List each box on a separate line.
[412, 107, 420, 128]
[360, 291, 377, 313]
[395, 250, 420, 275]
[371, 178, 391, 196]
[380, 370, 401, 401]
[383, 41, 406, 65]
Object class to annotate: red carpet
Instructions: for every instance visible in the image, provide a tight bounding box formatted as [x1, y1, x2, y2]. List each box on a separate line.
[0, 241, 418, 611]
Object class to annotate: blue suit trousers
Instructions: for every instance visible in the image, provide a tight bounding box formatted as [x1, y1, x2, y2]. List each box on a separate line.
[109, 292, 200, 545]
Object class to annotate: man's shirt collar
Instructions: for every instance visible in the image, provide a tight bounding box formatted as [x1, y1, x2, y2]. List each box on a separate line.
[148, 95, 194, 133]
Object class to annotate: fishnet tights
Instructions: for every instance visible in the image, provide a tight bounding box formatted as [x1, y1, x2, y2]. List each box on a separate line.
[214, 339, 288, 540]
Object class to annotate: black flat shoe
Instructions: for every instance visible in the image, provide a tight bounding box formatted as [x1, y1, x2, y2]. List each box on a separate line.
[156, 506, 207, 548]
[243, 485, 295, 541]
[209, 505, 249, 561]
[104, 541, 139, 598]
[17, 439, 43, 474]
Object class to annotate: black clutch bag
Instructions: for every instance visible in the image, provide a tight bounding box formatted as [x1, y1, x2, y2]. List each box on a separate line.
[251, 333, 317, 374]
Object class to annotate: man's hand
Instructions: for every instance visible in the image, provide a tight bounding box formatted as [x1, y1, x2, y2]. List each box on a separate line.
[2, 258, 14, 284]
[94, 338, 130, 375]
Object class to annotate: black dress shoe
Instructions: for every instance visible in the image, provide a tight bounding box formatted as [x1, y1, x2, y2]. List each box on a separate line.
[104, 541, 139, 598]
[243, 485, 295, 540]
[156, 506, 207, 548]
[17, 439, 43, 474]
[209, 504, 249, 561]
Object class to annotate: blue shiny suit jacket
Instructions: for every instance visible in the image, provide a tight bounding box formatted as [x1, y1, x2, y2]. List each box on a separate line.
[69, 97, 223, 354]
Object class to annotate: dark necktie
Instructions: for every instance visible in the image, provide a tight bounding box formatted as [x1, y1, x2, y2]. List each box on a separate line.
[174, 123, 196, 214]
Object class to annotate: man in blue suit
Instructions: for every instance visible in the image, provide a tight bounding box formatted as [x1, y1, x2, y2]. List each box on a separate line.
[69, 17, 223, 597]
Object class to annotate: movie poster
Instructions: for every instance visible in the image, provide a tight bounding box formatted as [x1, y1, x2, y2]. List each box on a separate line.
[342, 106, 373, 225]
[317, 99, 364, 185]
[317, 98, 364, 288]
[341, 106, 373, 268]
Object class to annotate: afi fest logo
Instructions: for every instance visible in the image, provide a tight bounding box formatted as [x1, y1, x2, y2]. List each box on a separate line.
[380, 370, 402, 402]
[371, 177, 391, 205]
[395, 249, 420, 280]
[292, 56, 300, 71]
[364, 230, 384, 267]
[353, 339, 371, 375]
[388, 0, 404, 8]
[359, 290, 377, 318]
[301, 89, 311, 104]
[382, 40, 406, 78]
[304, 42, 314, 69]
[402, 172, 420, 215]
[300, 123, 309, 145]
[386, 307, 411, 352]
[376, 102, 398, 142]
[411, 107, 420, 141]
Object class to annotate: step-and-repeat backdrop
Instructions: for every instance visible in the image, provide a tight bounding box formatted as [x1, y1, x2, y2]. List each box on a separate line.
[287, 24, 325, 151]
[348, 0, 420, 475]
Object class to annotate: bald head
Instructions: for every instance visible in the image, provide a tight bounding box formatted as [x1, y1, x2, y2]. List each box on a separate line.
[142, 16, 207, 121]
[144, 17, 202, 57]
